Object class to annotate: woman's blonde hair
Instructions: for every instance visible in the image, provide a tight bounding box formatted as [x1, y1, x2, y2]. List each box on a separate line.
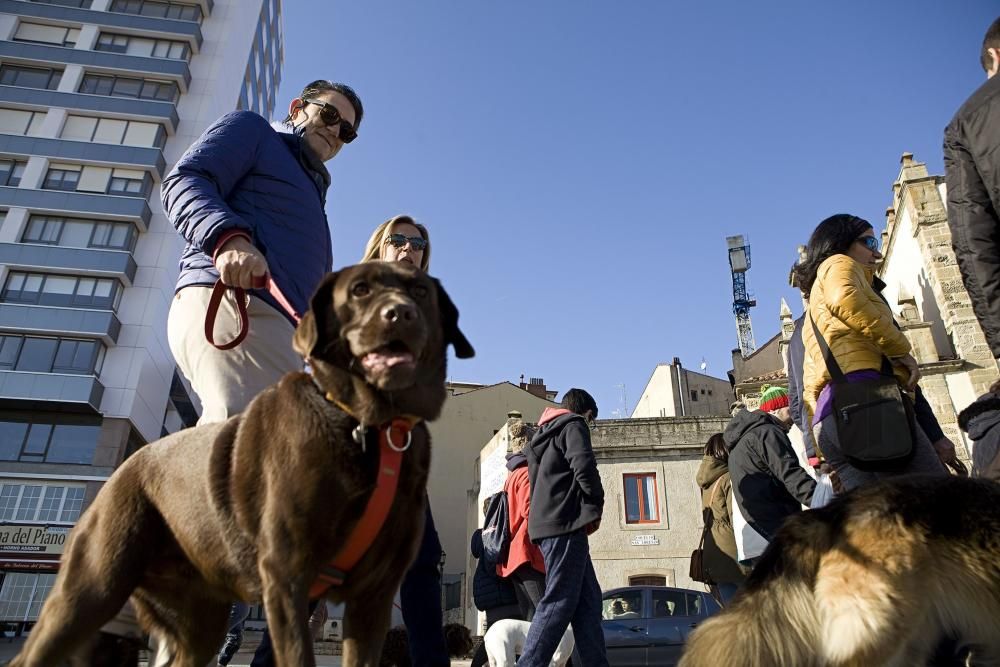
[361, 215, 431, 271]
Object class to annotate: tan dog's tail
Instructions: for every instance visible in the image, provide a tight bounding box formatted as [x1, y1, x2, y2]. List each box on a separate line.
[680, 508, 836, 667]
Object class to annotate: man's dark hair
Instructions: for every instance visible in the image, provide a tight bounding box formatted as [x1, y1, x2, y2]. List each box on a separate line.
[561, 388, 598, 419]
[791, 214, 873, 298]
[284, 80, 364, 127]
[982, 17, 1000, 73]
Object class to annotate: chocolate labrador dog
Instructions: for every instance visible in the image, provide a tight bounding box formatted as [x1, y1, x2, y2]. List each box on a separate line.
[10, 262, 473, 667]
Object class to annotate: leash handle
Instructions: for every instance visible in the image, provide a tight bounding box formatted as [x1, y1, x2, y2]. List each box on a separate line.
[204, 276, 302, 351]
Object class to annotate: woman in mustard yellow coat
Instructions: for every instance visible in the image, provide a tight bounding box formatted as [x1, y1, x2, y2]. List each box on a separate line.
[793, 214, 947, 492]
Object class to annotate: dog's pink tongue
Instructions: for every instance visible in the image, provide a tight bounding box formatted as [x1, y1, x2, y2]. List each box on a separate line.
[361, 350, 415, 374]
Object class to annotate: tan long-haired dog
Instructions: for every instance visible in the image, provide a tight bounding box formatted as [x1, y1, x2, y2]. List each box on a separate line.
[679, 475, 1000, 667]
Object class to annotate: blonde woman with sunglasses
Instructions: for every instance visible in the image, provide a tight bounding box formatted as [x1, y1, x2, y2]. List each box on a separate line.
[361, 214, 450, 666]
[362, 215, 431, 271]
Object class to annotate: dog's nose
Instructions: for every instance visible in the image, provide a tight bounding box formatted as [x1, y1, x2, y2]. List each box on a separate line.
[381, 302, 417, 323]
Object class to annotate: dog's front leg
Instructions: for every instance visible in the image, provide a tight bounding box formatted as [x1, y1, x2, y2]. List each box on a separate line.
[259, 562, 314, 667]
[341, 590, 393, 667]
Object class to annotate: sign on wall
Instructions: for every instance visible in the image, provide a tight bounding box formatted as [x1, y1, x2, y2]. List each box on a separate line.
[0, 525, 69, 555]
[630, 534, 660, 546]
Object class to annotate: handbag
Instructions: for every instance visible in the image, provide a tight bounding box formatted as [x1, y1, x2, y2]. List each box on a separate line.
[689, 477, 722, 584]
[809, 315, 915, 471]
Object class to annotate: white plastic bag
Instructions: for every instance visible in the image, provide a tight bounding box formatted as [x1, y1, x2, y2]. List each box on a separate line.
[810, 472, 835, 509]
[731, 490, 768, 564]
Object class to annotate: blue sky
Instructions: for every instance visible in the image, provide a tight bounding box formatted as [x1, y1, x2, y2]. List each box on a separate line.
[277, 1, 996, 419]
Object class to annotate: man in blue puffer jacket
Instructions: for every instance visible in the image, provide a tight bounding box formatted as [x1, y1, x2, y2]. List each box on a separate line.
[163, 79, 362, 424]
[160, 80, 363, 667]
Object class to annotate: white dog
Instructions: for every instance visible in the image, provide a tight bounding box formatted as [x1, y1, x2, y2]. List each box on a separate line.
[484, 619, 575, 667]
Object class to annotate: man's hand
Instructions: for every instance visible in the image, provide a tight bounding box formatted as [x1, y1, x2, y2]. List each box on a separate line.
[932, 436, 958, 465]
[214, 236, 268, 289]
[892, 353, 921, 391]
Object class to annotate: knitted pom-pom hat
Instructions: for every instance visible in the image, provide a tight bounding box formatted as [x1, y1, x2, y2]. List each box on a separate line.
[759, 384, 789, 413]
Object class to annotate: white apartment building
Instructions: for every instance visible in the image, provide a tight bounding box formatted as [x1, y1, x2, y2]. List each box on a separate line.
[0, 0, 282, 629]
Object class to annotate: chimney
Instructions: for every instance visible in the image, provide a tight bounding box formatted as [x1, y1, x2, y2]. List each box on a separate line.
[672, 357, 682, 367]
[520, 377, 549, 399]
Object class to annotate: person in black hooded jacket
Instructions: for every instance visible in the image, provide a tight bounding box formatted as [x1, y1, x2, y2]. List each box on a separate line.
[724, 386, 816, 542]
[959, 380, 1000, 481]
[518, 388, 609, 667]
[945, 16, 1000, 359]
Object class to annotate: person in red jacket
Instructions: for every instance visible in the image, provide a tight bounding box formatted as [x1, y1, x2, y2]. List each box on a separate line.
[497, 420, 546, 620]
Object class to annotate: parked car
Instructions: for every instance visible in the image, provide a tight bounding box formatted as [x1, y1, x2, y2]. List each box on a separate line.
[601, 585, 721, 666]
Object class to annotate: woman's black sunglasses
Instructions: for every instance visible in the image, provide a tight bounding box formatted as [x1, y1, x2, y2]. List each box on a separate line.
[857, 236, 880, 253]
[303, 98, 357, 143]
[386, 233, 428, 251]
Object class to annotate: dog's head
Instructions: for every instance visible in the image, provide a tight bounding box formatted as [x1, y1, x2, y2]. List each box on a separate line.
[294, 262, 473, 422]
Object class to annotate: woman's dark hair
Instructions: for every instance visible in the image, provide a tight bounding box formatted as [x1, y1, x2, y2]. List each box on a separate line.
[791, 214, 873, 298]
[284, 80, 364, 128]
[704, 433, 728, 462]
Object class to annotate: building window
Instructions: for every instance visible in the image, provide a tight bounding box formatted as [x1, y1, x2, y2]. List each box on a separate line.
[0, 65, 63, 90]
[0, 335, 105, 376]
[29, 0, 93, 7]
[62, 115, 165, 148]
[13, 22, 80, 47]
[628, 575, 667, 587]
[79, 74, 178, 103]
[0, 421, 100, 465]
[42, 166, 81, 191]
[690, 390, 698, 402]
[0, 573, 56, 622]
[0, 160, 27, 187]
[107, 171, 149, 196]
[0, 482, 86, 521]
[95, 32, 190, 61]
[109, 0, 204, 23]
[2, 271, 121, 310]
[42, 165, 150, 198]
[708, 390, 713, 396]
[0, 109, 48, 137]
[89, 221, 137, 250]
[623, 473, 660, 524]
[23, 216, 137, 252]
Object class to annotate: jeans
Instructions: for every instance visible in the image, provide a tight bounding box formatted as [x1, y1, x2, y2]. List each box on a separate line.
[217, 601, 250, 665]
[399, 502, 449, 666]
[516, 530, 609, 667]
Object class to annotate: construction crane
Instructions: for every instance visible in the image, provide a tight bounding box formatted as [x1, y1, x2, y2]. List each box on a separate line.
[726, 235, 757, 357]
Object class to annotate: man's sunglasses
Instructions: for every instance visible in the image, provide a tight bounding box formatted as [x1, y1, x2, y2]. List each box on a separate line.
[386, 233, 428, 251]
[302, 98, 357, 143]
[856, 236, 881, 253]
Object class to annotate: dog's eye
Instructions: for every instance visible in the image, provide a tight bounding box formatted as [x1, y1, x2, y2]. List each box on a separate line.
[351, 282, 370, 298]
[410, 285, 428, 299]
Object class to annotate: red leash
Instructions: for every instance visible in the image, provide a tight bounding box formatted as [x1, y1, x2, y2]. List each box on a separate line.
[204, 275, 301, 350]
[309, 417, 415, 598]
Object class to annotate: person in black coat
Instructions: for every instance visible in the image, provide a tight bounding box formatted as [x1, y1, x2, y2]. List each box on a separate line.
[724, 386, 816, 542]
[959, 380, 1000, 481]
[945, 16, 1000, 358]
[468, 505, 522, 667]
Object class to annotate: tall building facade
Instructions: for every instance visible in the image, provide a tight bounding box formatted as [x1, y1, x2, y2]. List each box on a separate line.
[0, 0, 282, 628]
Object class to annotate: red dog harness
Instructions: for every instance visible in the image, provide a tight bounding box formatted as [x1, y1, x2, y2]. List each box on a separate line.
[309, 400, 419, 599]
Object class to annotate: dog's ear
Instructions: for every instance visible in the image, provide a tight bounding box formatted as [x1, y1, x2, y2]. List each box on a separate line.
[433, 278, 474, 359]
[293, 271, 341, 360]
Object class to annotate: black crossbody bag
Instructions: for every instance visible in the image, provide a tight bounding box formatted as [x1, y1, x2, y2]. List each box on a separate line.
[809, 315, 916, 471]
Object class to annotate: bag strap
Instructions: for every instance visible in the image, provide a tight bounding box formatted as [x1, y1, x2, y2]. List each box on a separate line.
[808, 312, 847, 383]
[808, 312, 894, 383]
[698, 476, 724, 546]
